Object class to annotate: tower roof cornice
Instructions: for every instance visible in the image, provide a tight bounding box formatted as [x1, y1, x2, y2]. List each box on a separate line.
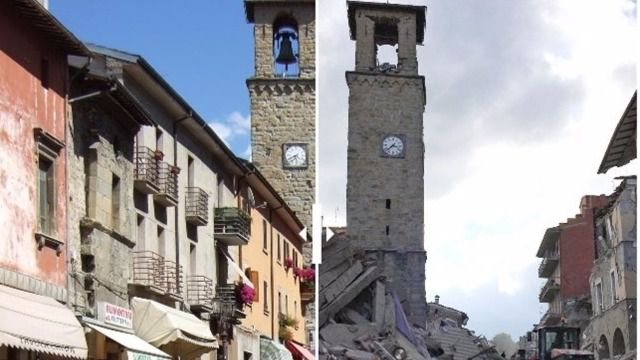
[347, 1, 427, 44]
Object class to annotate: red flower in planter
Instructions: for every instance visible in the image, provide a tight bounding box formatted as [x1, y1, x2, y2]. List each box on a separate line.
[284, 257, 293, 270]
[236, 283, 255, 305]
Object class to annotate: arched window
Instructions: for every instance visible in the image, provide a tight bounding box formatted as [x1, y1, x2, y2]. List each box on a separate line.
[598, 335, 610, 360]
[612, 329, 625, 356]
[273, 16, 299, 77]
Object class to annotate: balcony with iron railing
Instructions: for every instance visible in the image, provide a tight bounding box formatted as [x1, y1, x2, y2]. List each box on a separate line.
[538, 250, 559, 278]
[214, 207, 251, 246]
[134, 147, 160, 194]
[154, 162, 179, 207]
[130, 251, 183, 300]
[186, 187, 209, 226]
[212, 283, 246, 320]
[186, 275, 214, 312]
[163, 258, 184, 300]
[539, 278, 560, 303]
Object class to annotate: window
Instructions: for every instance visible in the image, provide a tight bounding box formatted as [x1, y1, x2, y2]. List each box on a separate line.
[187, 156, 194, 187]
[285, 294, 288, 315]
[278, 291, 282, 315]
[277, 234, 281, 262]
[111, 174, 121, 231]
[263, 281, 269, 313]
[38, 156, 54, 234]
[136, 215, 145, 244]
[284, 241, 290, 261]
[595, 281, 604, 314]
[157, 226, 165, 258]
[34, 128, 64, 239]
[610, 270, 617, 306]
[263, 220, 268, 251]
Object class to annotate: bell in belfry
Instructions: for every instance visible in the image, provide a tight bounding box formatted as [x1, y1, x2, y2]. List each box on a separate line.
[275, 30, 298, 70]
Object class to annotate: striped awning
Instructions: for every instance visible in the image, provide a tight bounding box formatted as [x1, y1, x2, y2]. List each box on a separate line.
[0, 284, 88, 359]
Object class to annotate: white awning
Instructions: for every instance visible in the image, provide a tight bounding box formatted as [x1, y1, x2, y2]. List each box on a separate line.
[131, 297, 218, 359]
[260, 338, 293, 360]
[219, 247, 254, 288]
[0, 284, 88, 359]
[86, 323, 171, 360]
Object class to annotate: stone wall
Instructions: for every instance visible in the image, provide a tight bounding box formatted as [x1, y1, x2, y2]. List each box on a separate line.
[67, 99, 138, 314]
[249, 80, 315, 236]
[346, 71, 427, 326]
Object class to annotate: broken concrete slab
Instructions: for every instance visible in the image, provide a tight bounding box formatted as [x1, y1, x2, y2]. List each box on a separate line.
[320, 323, 379, 347]
[321, 260, 351, 290]
[322, 261, 364, 306]
[339, 307, 370, 325]
[320, 266, 381, 326]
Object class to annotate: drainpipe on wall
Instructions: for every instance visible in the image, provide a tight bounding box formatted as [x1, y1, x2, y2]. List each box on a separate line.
[269, 206, 275, 339]
[65, 56, 92, 312]
[173, 113, 190, 309]
[64, 55, 72, 309]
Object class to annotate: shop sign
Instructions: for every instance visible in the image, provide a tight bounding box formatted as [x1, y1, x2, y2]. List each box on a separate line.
[128, 351, 168, 360]
[98, 301, 133, 329]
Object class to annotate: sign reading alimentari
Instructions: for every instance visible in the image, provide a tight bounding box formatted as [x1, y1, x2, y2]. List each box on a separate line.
[98, 302, 133, 329]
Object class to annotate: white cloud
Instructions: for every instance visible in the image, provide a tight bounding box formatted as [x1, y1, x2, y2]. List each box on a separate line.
[208, 111, 251, 144]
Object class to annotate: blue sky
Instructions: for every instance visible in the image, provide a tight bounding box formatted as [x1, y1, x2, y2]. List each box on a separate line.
[51, 1, 253, 157]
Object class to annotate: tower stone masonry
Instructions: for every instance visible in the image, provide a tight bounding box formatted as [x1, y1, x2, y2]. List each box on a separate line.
[345, 1, 428, 327]
[246, 0, 315, 264]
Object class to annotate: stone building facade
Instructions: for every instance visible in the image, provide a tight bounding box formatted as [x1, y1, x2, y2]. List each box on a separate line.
[66, 71, 154, 315]
[586, 177, 636, 359]
[345, 1, 428, 327]
[246, 0, 315, 252]
[585, 92, 637, 360]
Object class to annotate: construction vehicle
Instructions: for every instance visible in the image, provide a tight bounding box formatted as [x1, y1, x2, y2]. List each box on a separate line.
[536, 326, 594, 360]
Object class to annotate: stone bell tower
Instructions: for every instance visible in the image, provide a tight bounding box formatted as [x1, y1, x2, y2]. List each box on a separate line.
[345, 1, 427, 326]
[245, 0, 315, 252]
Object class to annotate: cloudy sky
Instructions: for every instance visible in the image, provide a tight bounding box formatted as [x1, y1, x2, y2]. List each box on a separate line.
[318, 0, 636, 339]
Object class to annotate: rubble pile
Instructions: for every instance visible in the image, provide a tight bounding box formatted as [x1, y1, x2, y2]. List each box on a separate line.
[318, 234, 430, 360]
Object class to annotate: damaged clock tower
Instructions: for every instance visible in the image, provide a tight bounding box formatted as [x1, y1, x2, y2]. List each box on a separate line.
[345, 1, 427, 327]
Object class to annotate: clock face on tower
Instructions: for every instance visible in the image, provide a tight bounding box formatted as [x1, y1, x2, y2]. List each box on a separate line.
[381, 134, 406, 158]
[282, 143, 308, 169]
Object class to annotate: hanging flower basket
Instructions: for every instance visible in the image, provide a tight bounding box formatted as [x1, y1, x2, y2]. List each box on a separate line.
[153, 150, 164, 160]
[170, 165, 181, 174]
[235, 282, 255, 306]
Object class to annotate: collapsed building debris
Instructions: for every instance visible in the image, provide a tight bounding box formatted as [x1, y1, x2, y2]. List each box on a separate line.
[319, 231, 431, 360]
[425, 300, 502, 360]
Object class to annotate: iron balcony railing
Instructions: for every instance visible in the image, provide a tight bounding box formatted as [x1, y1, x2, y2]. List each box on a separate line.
[155, 162, 178, 206]
[163, 258, 184, 299]
[212, 283, 246, 319]
[214, 207, 251, 245]
[134, 147, 160, 194]
[131, 251, 183, 299]
[186, 187, 209, 226]
[186, 275, 214, 310]
[539, 278, 560, 303]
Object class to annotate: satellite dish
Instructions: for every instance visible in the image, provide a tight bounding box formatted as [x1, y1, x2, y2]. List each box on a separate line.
[247, 187, 256, 208]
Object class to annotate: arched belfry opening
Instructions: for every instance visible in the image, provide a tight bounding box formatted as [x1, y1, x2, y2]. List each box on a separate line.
[374, 18, 399, 68]
[273, 15, 299, 77]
